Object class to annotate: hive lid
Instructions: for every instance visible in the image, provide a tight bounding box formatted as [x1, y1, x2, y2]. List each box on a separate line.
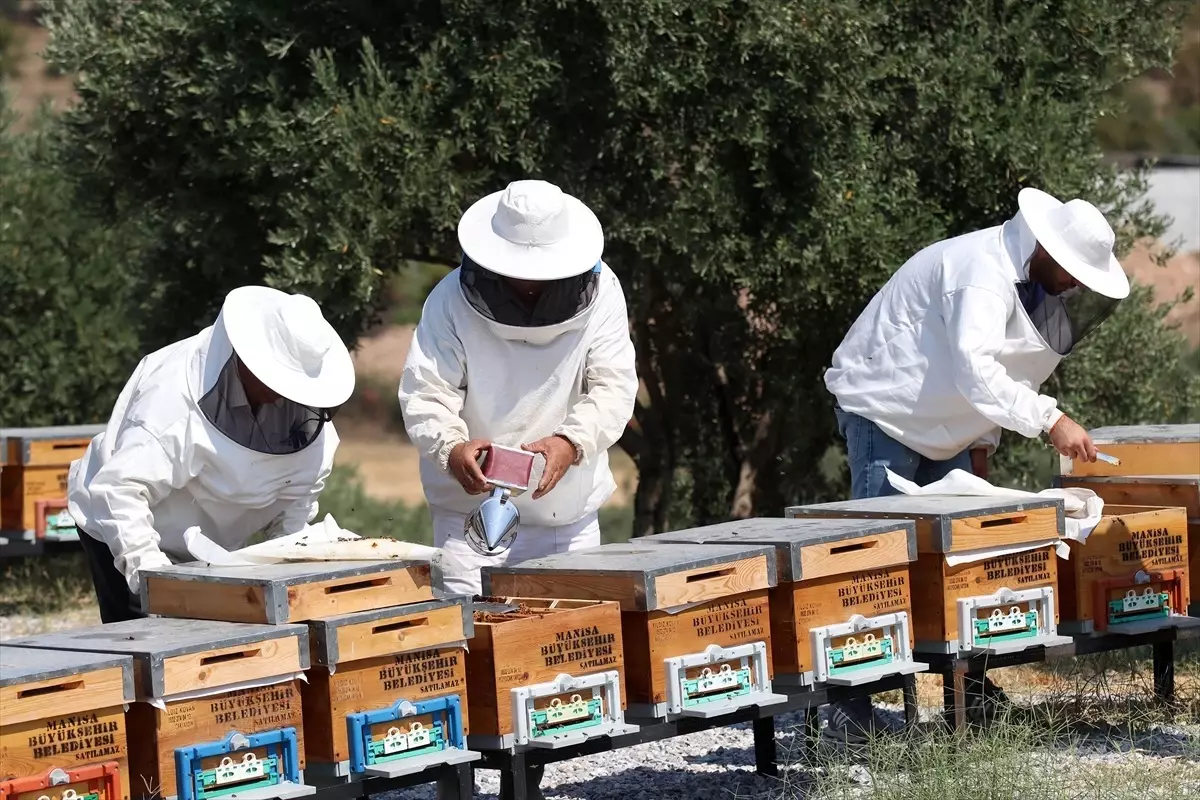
[482, 541, 777, 611]
[142, 559, 429, 584]
[4, 618, 307, 659]
[4, 618, 309, 697]
[643, 517, 917, 582]
[0, 424, 106, 441]
[786, 495, 1064, 553]
[0, 645, 134, 698]
[1087, 424, 1200, 445]
[141, 558, 436, 624]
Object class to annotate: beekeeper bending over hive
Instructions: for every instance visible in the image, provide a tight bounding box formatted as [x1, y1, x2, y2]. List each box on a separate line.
[400, 179, 638, 597]
[69, 287, 355, 623]
[822, 187, 1130, 743]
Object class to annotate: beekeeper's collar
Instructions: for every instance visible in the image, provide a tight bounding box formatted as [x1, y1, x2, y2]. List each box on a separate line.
[1002, 210, 1039, 281]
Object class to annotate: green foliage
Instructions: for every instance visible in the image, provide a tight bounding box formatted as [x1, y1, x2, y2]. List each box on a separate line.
[0, 98, 142, 427]
[42, 0, 1195, 533]
[992, 282, 1200, 490]
[317, 464, 433, 543]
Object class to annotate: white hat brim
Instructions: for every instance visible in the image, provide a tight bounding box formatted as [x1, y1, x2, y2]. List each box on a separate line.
[1018, 187, 1130, 300]
[457, 189, 604, 281]
[222, 286, 356, 409]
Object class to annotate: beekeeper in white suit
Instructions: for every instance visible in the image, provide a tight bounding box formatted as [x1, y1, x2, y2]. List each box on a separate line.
[821, 187, 1130, 744]
[69, 286, 355, 623]
[400, 179, 639, 598]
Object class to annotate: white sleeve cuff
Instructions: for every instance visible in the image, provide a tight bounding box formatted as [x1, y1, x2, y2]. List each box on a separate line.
[1043, 407, 1066, 434]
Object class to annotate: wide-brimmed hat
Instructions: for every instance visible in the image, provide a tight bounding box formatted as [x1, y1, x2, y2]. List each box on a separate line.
[1017, 188, 1130, 299]
[221, 286, 356, 409]
[457, 180, 604, 281]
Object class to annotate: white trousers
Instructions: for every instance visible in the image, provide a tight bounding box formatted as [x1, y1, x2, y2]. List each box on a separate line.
[431, 505, 601, 597]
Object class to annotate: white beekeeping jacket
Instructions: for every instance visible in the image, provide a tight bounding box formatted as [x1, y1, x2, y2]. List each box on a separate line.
[68, 310, 338, 591]
[399, 262, 638, 526]
[825, 211, 1065, 461]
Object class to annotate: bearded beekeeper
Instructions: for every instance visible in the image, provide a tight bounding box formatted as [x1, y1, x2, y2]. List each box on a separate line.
[821, 187, 1130, 744]
[69, 286, 355, 623]
[400, 179, 638, 598]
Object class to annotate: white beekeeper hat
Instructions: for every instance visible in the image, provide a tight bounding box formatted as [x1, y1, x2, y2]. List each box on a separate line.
[457, 179, 604, 281]
[1017, 187, 1131, 300]
[220, 286, 356, 409]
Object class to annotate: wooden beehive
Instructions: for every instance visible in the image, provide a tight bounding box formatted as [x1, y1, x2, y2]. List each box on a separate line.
[788, 496, 1069, 655]
[645, 518, 924, 688]
[1058, 424, 1200, 478]
[1057, 424, 1200, 617]
[141, 560, 435, 625]
[463, 597, 627, 747]
[300, 597, 476, 778]
[6, 619, 311, 800]
[1, 647, 134, 800]
[0, 425, 102, 541]
[484, 542, 782, 719]
[1058, 505, 1193, 634]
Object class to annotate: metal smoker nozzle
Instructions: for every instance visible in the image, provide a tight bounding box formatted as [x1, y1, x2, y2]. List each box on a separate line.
[464, 486, 521, 556]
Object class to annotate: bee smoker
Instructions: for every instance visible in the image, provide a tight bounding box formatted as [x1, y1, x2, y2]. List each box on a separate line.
[463, 444, 536, 557]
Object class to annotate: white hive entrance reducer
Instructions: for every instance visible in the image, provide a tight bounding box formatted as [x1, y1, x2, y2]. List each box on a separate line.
[464, 444, 536, 557]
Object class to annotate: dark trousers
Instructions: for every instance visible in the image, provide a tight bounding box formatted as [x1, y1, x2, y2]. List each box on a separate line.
[79, 529, 146, 623]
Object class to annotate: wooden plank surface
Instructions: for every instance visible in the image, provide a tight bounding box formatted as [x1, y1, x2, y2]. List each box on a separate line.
[466, 598, 625, 737]
[0, 706, 127, 794]
[1065, 443, 1200, 477]
[1061, 505, 1190, 625]
[1059, 475, 1200, 517]
[788, 496, 1063, 553]
[127, 679, 305, 800]
[143, 560, 435, 624]
[796, 528, 913, 581]
[646, 518, 915, 582]
[0, 666, 129, 728]
[772, 565, 913, 675]
[324, 603, 468, 666]
[302, 645, 469, 764]
[5, 618, 308, 698]
[626, 590, 773, 706]
[485, 542, 777, 611]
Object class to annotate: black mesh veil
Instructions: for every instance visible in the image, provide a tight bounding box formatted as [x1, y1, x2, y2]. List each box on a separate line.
[459, 254, 601, 327]
[1016, 280, 1120, 356]
[198, 353, 329, 455]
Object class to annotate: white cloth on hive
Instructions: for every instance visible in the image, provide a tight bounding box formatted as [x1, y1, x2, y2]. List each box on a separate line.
[184, 513, 442, 566]
[885, 468, 1103, 556]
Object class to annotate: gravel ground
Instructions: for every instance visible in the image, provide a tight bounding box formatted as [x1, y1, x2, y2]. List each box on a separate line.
[378, 704, 1200, 800]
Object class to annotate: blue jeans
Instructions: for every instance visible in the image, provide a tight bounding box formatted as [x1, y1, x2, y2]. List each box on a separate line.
[836, 408, 972, 500]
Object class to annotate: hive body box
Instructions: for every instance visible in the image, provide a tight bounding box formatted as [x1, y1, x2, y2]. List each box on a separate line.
[6, 619, 313, 800]
[484, 542, 787, 720]
[1057, 505, 1194, 634]
[645, 518, 927, 689]
[301, 598, 480, 779]
[141, 560, 436, 625]
[464, 597, 636, 750]
[0, 425, 102, 545]
[1, 648, 134, 800]
[1057, 424, 1200, 617]
[788, 496, 1071, 656]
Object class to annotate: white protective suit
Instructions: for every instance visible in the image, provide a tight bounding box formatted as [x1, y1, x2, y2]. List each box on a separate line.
[824, 210, 1065, 461]
[399, 262, 638, 527]
[68, 311, 337, 592]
